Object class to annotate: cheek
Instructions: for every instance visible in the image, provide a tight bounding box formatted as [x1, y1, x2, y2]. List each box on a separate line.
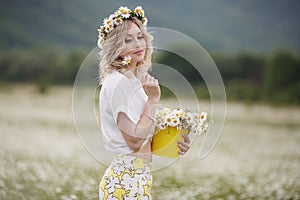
[121, 43, 134, 55]
[141, 39, 147, 47]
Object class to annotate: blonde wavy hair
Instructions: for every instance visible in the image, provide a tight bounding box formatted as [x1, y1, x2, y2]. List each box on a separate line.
[98, 18, 153, 84]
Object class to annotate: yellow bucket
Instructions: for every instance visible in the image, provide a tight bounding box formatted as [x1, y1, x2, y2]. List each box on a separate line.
[151, 126, 189, 158]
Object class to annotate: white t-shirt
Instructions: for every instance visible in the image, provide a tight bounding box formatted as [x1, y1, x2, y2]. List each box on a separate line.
[99, 70, 153, 155]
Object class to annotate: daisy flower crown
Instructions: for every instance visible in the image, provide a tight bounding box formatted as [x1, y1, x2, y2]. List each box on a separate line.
[97, 6, 148, 48]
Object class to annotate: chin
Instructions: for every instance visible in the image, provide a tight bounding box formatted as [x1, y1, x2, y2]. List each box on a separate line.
[132, 56, 145, 63]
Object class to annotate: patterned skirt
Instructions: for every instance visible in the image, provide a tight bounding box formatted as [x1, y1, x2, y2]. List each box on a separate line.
[99, 155, 152, 200]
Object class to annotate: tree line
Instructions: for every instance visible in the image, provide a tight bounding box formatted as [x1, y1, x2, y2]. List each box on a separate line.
[0, 48, 299, 105]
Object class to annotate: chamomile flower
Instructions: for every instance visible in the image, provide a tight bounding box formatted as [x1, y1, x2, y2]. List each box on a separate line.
[184, 112, 194, 124]
[173, 108, 183, 118]
[97, 38, 105, 47]
[109, 13, 117, 20]
[134, 6, 144, 17]
[203, 123, 209, 133]
[165, 115, 172, 125]
[142, 17, 148, 25]
[200, 112, 207, 125]
[99, 32, 105, 39]
[103, 18, 113, 28]
[98, 26, 105, 33]
[105, 25, 113, 33]
[171, 117, 180, 128]
[117, 6, 127, 14]
[122, 56, 132, 65]
[162, 108, 171, 116]
[114, 17, 123, 26]
[118, 6, 131, 19]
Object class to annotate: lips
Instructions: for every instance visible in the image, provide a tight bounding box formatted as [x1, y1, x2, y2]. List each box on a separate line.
[133, 50, 144, 55]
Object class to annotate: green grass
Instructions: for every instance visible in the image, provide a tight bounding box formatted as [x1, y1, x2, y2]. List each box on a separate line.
[0, 84, 299, 199]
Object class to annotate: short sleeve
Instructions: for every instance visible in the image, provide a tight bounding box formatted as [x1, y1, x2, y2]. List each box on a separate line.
[111, 76, 146, 125]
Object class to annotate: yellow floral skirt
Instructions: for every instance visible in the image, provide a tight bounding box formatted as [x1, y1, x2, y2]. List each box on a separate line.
[99, 155, 152, 200]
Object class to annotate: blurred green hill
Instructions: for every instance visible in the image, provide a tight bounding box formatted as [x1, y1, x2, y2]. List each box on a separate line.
[0, 0, 299, 53]
[1, 0, 299, 105]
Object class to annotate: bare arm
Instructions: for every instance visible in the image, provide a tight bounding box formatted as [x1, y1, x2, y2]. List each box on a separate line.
[117, 74, 160, 152]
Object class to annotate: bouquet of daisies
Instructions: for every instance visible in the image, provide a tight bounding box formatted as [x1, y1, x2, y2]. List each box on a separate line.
[155, 108, 210, 134]
[152, 107, 210, 158]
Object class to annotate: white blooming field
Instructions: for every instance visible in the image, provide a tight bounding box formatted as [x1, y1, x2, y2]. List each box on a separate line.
[0, 84, 299, 200]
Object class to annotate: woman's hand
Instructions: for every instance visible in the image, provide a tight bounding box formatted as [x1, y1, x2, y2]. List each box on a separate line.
[142, 74, 161, 103]
[178, 133, 191, 156]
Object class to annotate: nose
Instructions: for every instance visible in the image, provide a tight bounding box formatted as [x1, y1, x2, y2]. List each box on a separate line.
[135, 38, 141, 48]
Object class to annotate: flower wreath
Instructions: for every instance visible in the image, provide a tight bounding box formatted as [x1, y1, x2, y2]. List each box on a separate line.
[97, 6, 148, 48]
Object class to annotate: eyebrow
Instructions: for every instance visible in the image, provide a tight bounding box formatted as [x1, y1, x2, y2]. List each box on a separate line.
[126, 32, 143, 36]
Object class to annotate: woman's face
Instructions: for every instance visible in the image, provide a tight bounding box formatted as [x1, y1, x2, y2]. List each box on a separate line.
[120, 22, 146, 66]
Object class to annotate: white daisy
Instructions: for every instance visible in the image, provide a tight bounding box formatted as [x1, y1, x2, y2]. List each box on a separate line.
[122, 13, 130, 19]
[122, 55, 132, 65]
[163, 113, 172, 126]
[162, 108, 171, 116]
[173, 108, 183, 118]
[134, 6, 144, 17]
[103, 18, 113, 28]
[184, 112, 194, 124]
[118, 6, 131, 19]
[105, 25, 113, 33]
[196, 125, 203, 134]
[159, 124, 165, 129]
[200, 112, 207, 125]
[203, 123, 209, 133]
[170, 116, 180, 128]
[113, 17, 123, 26]
[97, 26, 105, 33]
[97, 38, 104, 48]
[142, 17, 148, 25]
[109, 13, 117, 20]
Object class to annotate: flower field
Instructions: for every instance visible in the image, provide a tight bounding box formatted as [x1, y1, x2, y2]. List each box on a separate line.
[0, 84, 299, 199]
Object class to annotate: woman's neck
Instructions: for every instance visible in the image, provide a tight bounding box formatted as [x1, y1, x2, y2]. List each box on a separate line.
[127, 64, 138, 76]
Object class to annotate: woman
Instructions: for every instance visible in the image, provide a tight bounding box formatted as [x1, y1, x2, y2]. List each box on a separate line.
[98, 6, 190, 200]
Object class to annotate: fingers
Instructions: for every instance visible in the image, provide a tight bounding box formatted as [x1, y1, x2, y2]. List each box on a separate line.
[142, 74, 158, 85]
[178, 134, 191, 156]
[182, 133, 191, 144]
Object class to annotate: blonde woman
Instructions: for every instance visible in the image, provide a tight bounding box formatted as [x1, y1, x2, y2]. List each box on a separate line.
[98, 6, 190, 200]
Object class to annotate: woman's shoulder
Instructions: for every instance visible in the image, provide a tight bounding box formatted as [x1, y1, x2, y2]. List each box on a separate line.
[103, 70, 126, 84]
[102, 70, 131, 89]
[105, 70, 140, 84]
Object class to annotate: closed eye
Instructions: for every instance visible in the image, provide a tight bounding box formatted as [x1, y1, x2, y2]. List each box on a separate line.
[125, 39, 132, 43]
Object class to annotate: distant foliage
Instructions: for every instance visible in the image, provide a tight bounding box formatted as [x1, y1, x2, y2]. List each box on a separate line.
[264, 49, 300, 104]
[157, 48, 300, 105]
[0, 48, 299, 105]
[0, 48, 87, 86]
